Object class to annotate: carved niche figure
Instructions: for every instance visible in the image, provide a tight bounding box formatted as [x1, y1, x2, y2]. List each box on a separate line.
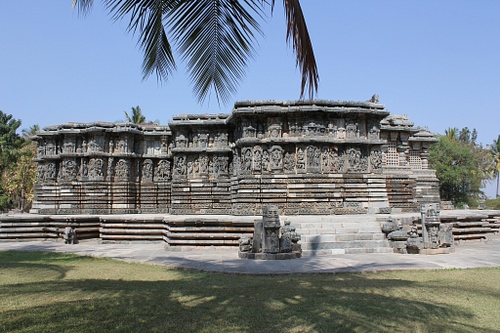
[262, 149, 270, 172]
[241, 148, 252, 173]
[88, 158, 104, 180]
[370, 150, 383, 172]
[213, 155, 229, 176]
[329, 147, 340, 173]
[46, 141, 56, 156]
[154, 160, 171, 181]
[347, 148, 361, 172]
[108, 138, 114, 153]
[142, 159, 153, 181]
[115, 159, 131, 181]
[242, 122, 256, 138]
[321, 146, 329, 173]
[306, 145, 320, 170]
[198, 133, 208, 148]
[283, 151, 295, 174]
[187, 160, 194, 176]
[296, 147, 305, 171]
[175, 134, 188, 148]
[270, 146, 283, 170]
[59, 159, 78, 181]
[38, 162, 57, 182]
[63, 139, 75, 154]
[253, 146, 262, 172]
[346, 121, 358, 139]
[174, 155, 187, 176]
[199, 155, 209, 174]
[37, 142, 46, 158]
[192, 134, 199, 148]
[117, 139, 128, 153]
[368, 123, 380, 140]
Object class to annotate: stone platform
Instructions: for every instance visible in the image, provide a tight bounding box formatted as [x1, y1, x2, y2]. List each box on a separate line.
[1, 210, 499, 255]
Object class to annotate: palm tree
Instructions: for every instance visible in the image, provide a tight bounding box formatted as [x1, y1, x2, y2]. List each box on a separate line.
[124, 106, 146, 124]
[491, 135, 500, 198]
[21, 124, 40, 139]
[72, 0, 319, 104]
[444, 127, 458, 141]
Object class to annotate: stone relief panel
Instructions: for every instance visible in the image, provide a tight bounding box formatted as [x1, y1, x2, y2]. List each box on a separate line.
[368, 121, 381, 140]
[346, 147, 368, 173]
[62, 137, 76, 154]
[253, 146, 262, 172]
[173, 154, 187, 178]
[241, 147, 252, 175]
[45, 140, 57, 156]
[370, 149, 383, 173]
[142, 159, 154, 182]
[88, 135, 105, 153]
[306, 145, 321, 172]
[213, 155, 229, 177]
[114, 159, 130, 181]
[38, 162, 57, 182]
[88, 158, 105, 180]
[270, 146, 283, 171]
[59, 159, 78, 181]
[154, 160, 171, 181]
[296, 147, 306, 173]
[283, 150, 296, 174]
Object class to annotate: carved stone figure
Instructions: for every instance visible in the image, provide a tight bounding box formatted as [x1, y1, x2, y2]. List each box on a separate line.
[142, 159, 153, 181]
[253, 146, 262, 172]
[174, 155, 187, 176]
[88, 158, 104, 180]
[59, 159, 78, 181]
[155, 160, 171, 181]
[115, 159, 130, 181]
[270, 146, 283, 171]
[370, 149, 383, 171]
[283, 151, 295, 173]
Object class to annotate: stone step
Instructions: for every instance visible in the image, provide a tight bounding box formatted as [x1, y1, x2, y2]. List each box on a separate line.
[301, 233, 386, 242]
[301, 247, 394, 256]
[300, 239, 390, 251]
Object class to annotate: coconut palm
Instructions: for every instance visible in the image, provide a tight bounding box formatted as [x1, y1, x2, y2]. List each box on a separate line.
[71, 0, 319, 104]
[125, 106, 146, 124]
[491, 135, 500, 198]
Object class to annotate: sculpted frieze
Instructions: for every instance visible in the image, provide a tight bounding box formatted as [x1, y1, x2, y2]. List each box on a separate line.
[270, 146, 283, 171]
[154, 160, 171, 181]
[88, 158, 105, 180]
[142, 159, 153, 181]
[59, 159, 78, 181]
[114, 159, 130, 181]
[173, 154, 187, 177]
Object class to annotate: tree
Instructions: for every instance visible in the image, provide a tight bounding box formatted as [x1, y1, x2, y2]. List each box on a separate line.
[429, 129, 492, 207]
[0, 111, 28, 211]
[2, 143, 37, 212]
[490, 135, 500, 198]
[21, 124, 40, 139]
[124, 106, 146, 124]
[72, 0, 319, 104]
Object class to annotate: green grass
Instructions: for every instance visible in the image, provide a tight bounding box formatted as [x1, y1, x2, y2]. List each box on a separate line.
[1, 251, 499, 333]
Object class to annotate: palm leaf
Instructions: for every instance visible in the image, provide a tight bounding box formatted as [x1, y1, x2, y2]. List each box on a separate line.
[72, 0, 319, 103]
[167, 0, 263, 104]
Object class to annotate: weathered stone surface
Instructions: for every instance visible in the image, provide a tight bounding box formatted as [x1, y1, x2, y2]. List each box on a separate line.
[31, 100, 439, 215]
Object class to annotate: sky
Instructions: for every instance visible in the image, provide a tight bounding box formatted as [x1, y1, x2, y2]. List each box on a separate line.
[1, 1, 499, 196]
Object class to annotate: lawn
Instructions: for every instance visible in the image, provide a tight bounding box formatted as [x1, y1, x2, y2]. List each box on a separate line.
[0, 251, 499, 333]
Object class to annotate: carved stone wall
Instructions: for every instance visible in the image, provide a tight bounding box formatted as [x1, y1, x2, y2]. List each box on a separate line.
[32, 100, 440, 215]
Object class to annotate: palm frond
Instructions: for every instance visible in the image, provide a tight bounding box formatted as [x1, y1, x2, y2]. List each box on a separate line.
[72, 0, 94, 15]
[280, 0, 319, 99]
[104, 0, 177, 81]
[168, 0, 264, 104]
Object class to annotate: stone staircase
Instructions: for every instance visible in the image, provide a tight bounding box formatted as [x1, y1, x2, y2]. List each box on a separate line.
[286, 215, 393, 256]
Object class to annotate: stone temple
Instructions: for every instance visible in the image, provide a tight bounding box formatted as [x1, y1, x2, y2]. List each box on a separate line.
[32, 99, 439, 216]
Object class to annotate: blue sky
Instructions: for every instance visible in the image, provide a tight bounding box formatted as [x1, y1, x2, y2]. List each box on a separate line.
[1, 1, 499, 196]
